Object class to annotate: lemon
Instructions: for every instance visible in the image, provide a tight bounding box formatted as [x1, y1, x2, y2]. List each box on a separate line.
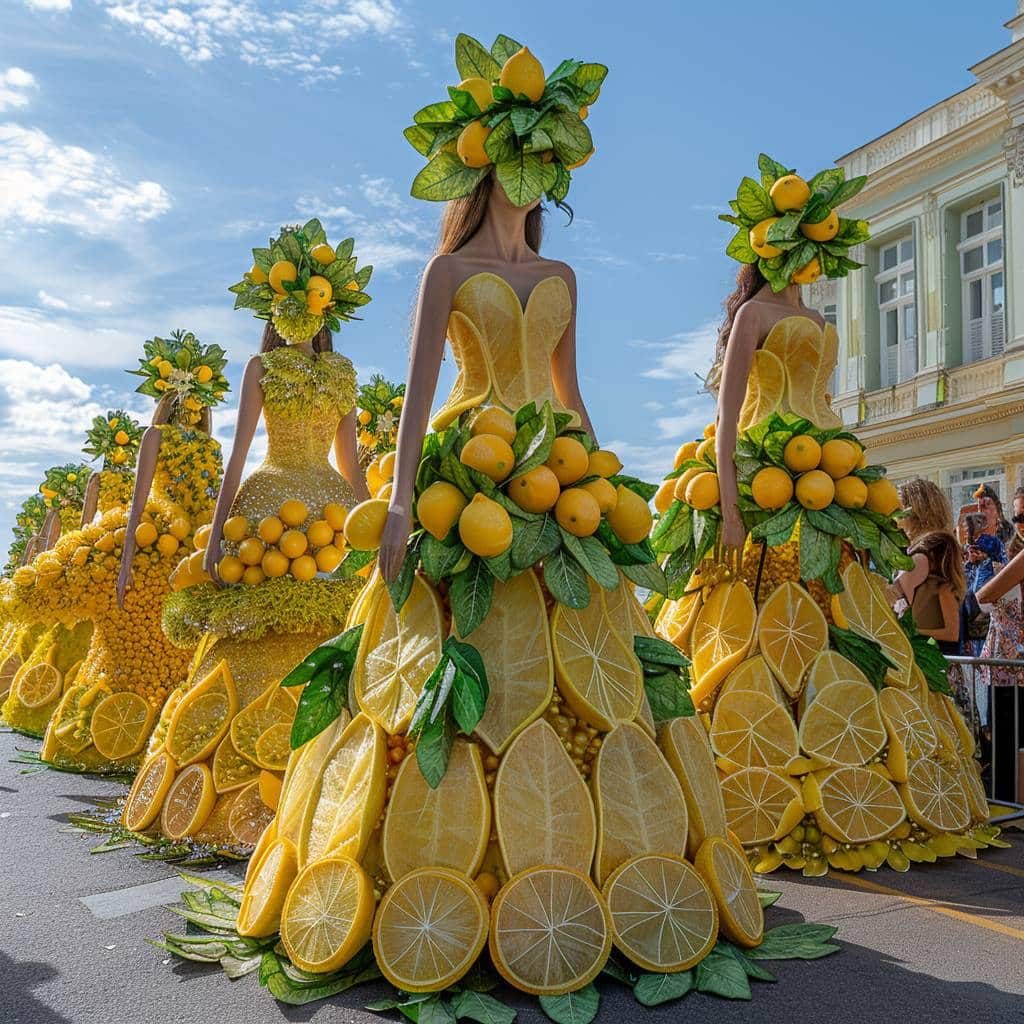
[783, 434, 821, 472]
[456, 121, 492, 168]
[834, 475, 867, 509]
[499, 46, 545, 102]
[581, 476, 617, 514]
[160, 762, 216, 840]
[166, 661, 238, 765]
[769, 174, 810, 212]
[322, 502, 348, 531]
[134, 521, 158, 548]
[237, 537, 265, 567]
[801, 209, 839, 241]
[156, 533, 180, 557]
[819, 438, 859, 479]
[256, 515, 284, 545]
[689, 582, 757, 706]
[749, 217, 782, 258]
[799, 679, 886, 766]
[506, 464, 560, 513]
[261, 549, 289, 578]
[795, 469, 835, 510]
[457, 75, 494, 112]
[242, 566, 265, 586]
[378, 451, 397, 480]
[672, 466, 702, 501]
[237, 837, 297, 938]
[555, 487, 601, 537]
[416, 480, 468, 540]
[694, 836, 764, 947]
[751, 466, 793, 509]
[460, 433, 515, 482]
[673, 440, 700, 468]
[90, 692, 155, 760]
[289, 554, 318, 582]
[458, 494, 513, 557]
[757, 581, 828, 698]
[306, 519, 334, 548]
[122, 751, 176, 832]
[545, 436, 589, 485]
[792, 256, 822, 285]
[469, 406, 516, 445]
[653, 480, 676, 513]
[279, 499, 308, 528]
[311, 243, 335, 265]
[719, 767, 803, 846]
[343, 498, 389, 551]
[865, 478, 901, 515]
[315, 545, 344, 573]
[193, 524, 212, 549]
[815, 766, 906, 844]
[269, 260, 297, 295]
[223, 515, 249, 543]
[587, 449, 622, 478]
[306, 275, 332, 314]
[606, 484, 652, 543]
[279, 529, 307, 559]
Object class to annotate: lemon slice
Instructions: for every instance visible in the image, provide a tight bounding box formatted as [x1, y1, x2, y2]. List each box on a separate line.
[160, 762, 216, 840]
[299, 712, 386, 866]
[373, 867, 489, 992]
[237, 837, 298, 937]
[212, 732, 261, 793]
[814, 766, 906, 843]
[354, 576, 444, 733]
[490, 866, 612, 996]
[345, 566, 379, 628]
[592, 722, 688, 886]
[15, 662, 62, 709]
[0, 650, 23, 700]
[494, 719, 595, 877]
[926, 691, 975, 757]
[958, 756, 989, 823]
[277, 713, 350, 845]
[384, 738, 490, 881]
[659, 714, 728, 857]
[551, 579, 643, 731]
[838, 564, 912, 688]
[690, 582, 756, 706]
[756, 581, 828, 698]
[146, 688, 184, 758]
[122, 751, 177, 832]
[738, 348, 785, 432]
[253, 721, 292, 771]
[900, 758, 970, 834]
[694, 836, 764, 948]
[878, 688, 937, 782]
[807, 650, 870, 693]
[602, 853, 717, 972]
[718, 655, 785, 703]
[167, 661, 238, 766]
[461, 570, 552, 753]
[89, 692, 155, 760]
[654, 586, 703, 658]
[281, 856, 375, 974]
[228, 779, 276, 846]
[720, 767, 803, 846]
[230, 699, 292, 768]
[710, 690, 799, 769]
[798, 681, 885, 766]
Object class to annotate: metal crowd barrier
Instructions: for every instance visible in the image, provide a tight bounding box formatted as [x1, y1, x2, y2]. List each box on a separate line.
[946, 656, 1024, 824]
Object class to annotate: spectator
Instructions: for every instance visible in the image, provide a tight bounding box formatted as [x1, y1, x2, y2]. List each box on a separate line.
[1009, 486, 1024, 559]
[974, 483, 1014, 546]
[899, 478, 954, 537]
[977, 547, 1024, 803]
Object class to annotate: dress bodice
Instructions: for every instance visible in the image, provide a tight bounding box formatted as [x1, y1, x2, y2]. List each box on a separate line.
[153, 424, 222, 523]
[739, 315, 841, 432]
[432, 272, 578, 430]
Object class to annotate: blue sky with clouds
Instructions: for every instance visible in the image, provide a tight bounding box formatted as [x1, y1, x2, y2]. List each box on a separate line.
[0, 0, 1011, 548]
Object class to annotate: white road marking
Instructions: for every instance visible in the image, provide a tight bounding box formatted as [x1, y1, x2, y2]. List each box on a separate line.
[80, 870, 239, 919]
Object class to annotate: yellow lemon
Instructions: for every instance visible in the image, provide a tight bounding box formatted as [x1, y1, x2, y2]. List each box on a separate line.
[290, 554, 318, 582]
[506, 465, 560, 513]
[865, 478, 901, 516]
[581, 477, 618, 514]
[685, 472, 720, 511]
[194, 524, 212, 550]
[791, 256, 822, 285]
[458, 494, 513, 557]
[257, 515, 284, 545]
[114, 429, 130, 445]
[587, 449, 622, 478]
[654, 480, 676, 513]
[499, 46, 545, 102]
[306, 276, 333, 314]
[833, 476, 867, 510]
[457, 121, 492, 168]
[607, 485, 653, 543]
[460, 433, 515, 482]
[545, 436, 589, 486]
[306, 520, 334, 548]
[158, 360, 173, 378]
[218, 555, 245, 584]
[770, 174, 810, 212]
[704, 422, 716, 439]
[238, 537, 266, 566]
[578, 105, 589, 120]
[269, 260, 297, 295]
[196, 365, 213, 383]
[315, 544, 344, 573]
[323, 503, 348, 531]
[695, 437, 716, 465]
[278, 499, 308, 528]
[749, 217, 782, 259]
[751, 467, 794, 510]
[279, 530, 308, 559]
[673, 466, 703, 501]
[783, 435, 821, 473]
[344, 499, 390, 551]
[457, 76, 494, 111]
[674, 440, 700, 469]
[801, 209, 839, 241]
[358, 409, 372, 425]
[242, 565, 265, 586]
[819, 439, 859, 480]
[156, 533, 180, 557]
[261, 549, 290, 578]
[566, 148, 594, 170]
[223, 516, 250, 543]
[379, 451, 397, 481]
[134, 522, 158, 548]
[311, 243, 335, 265]
[555, 488, 602, 537]
[416, 481, 469, 541]
[795, 470, 835, 510]
[471, 406, 517, 445]
[247, 264, 269, 284]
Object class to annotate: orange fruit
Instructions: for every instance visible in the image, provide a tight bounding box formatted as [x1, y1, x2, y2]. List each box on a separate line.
[581, 477, 618, 514]
[217, 555, 244, 585]
[279, 529, 307, 559]
[506, 465, 560, 513]
[306, 520, 334, 548]
[134, 522, 158, 547]
[238, 537, 265, 566]
[751, 467, 793, 510]
[555, 488, 601, 537]
[169, 517, 191, 540]
[685, 472, 720, 510]
[769, 174, 810, 212]
[278, 499, 307, 528]
[792, 256, 822, 285]
[545, 437, 589, 486]
[460, 433, 515, 482]
[290, 554, 318, 582]
[458, 494, 513, 558]
[795, 470, 835, 510]
[606, 485, 652, 544]
[315, 544, 344, 573]
[416, 481, 468, 540]
[242, 566, 265, 586]
[749, 217, 782, 258]
[261, 549, 290, 578]
[801, 209, 839, 242]
[223, 516, 249, 543]
[156, 533, 180, 557]
[323, 503, 348, 531]
[866, 478, 901, 516]
[783, 435, 821, 472]
[471, 407, 516, 445]
[311, 243, 335, 264]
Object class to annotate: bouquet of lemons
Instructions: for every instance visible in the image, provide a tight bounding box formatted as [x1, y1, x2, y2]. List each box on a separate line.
[130, 330, 229, 421]
[83, 410, 143, 470]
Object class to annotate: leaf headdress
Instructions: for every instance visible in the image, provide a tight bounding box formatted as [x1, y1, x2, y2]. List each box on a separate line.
[129, 330, 230, 425]
[720, 154, 871, 291]
[83, 410, 143, 470]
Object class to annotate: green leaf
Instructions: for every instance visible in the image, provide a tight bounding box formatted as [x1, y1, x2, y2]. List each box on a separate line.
[560, 531, 620, 590]
[511, 106, 544, 136]
[510, 402, 557, 478]
[805, 504, 855, 537]
[495, 152, 548, 207]
[439, 452, 477, 499]
[695, 945, 752, 1000]
[455, 33, 501, 81]
[543, 547, 591, 608]
[634, 635, 689, 667]
[747, 923, 840, 961]
[539, 984, 599, 1024]
[644, 668, 695, 723]
[735, 177, 775, 222]
[567, 62, 607, 103]
[621, 560, 669, 595]
[829, 175, 867, 206]
[540, 108, 593, 165]
[652, 501, 692, 554]
[452, 663, 487, 734]
[828, 625, 896, 690]
[510, 513, 562, 569]
[412, 152, 489, 202]
[450, 991, 516, 1024]
[799, 520, 834, 582]
[420, 534, 468, 584]
[414, 100, 459, 125]
[258, 951, 372, 1005]
[490, 34, 522, 64]
[483, 547, 514, 582]
[633, 970, 693, 1006]
[290, 642, 357, 749]
[416, 704, 456, 789]
[726, 227, 758, 265]
[386, 538, 421, 613]
[758, 889, 782, 908]
[899, 611, 953, 695]
[450, 559, 495, 637]
[758, 153, 790, 184]
[484, 117, 518, 165]
[607, 474, 658, 502]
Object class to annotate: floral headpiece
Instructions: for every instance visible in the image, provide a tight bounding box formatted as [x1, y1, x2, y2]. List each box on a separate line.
[720, 154, 871, 291]
[405, 33, 606, 207]
[229, 220, 372, 346]
[5, 494, 48, 572]
[130, 330, 230, 425]
[83, 410, 143, 470]
[39, 463, 90, 509]
[356, 375, 404, 455]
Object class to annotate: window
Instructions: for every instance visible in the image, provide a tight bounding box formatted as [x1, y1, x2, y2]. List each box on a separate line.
[875, 233, 916, 386]
[947, 466, 1004, 518]
[959, 197, 1005, 362]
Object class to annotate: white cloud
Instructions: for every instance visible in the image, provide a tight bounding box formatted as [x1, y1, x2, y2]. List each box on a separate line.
[36, 290, 70, 310]
[639, 318, 719, 383]
[361, 176, 404, 212]
[38, 290, 114, 311]
[24, 0, 71, 10]
[0, 67, 38, 112]
[97, 0, 405, 81]
[0, 124, 171, 236]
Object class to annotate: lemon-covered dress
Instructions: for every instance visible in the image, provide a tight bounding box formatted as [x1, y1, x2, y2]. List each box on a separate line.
[136, 348, 363, 848]
[213, 272, 760, 997]
[652, 315, 999, 876]
[1, 425, 221, 770]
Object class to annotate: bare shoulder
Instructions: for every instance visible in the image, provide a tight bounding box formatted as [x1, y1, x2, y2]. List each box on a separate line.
[539, 258, 576, 292]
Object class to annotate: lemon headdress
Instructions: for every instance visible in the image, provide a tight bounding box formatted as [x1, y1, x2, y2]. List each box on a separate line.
[405, 33, 606, 207]
[5, 494, 48, 571]
[229, 220, 372, 346]
[39, 464, 90, 509]
[130, 330, 230, 425]
[83, 410, 143, 470]
[720, 154, 871, 291]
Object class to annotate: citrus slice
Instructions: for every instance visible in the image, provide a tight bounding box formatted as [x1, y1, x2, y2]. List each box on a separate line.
[353, 577, 444, 733]
[462, 570, 552, 753]
[259, 770, 284, 811]
[237, 837, 298, 937]
[602, 853, 717, 972]
[160, 762, 216, 840]
[299, 712, 386, 866]
[807, 650, 871, 693]
[494, 719, 595, 877]
[89, 692, 155, 760]
[166, 661, 238, 766]
[345, 567, 379, 628]
[958, 756, 989, 823]
[277, 714, 350, 845]
[710, 690, 799, 768]
[756, 581, 828, 698]
[551, 579, 643, 731]
[689, 582, 756, 706]
[592, 722, 688, 886]
[940, 696, 975, 758]
[659, 714, 728, 857]
[879, 688, 936, 782]
[228, 779, 276, 846]
[253, 722, 292, 771]
[280, 856, 375, 974]
[147, 688, 184, 757]
[798, 681, 885, 766]
[122, 751, 177, 832]
[762, 317, 840, 429]
[694, 836, 764, 947]
[718, 655, 785, 703]
[838, 563, 912, 688]
[814, 766, 906, 843]
[230, 700, 292, 768]
[720, 767, 803, 846]
[738, 348, 785, 432]
[14, 662, 62, 708]
[212, 732, 261, 793]
[654, 587, 703, 658]
[44, 684, 94, 755]
[0, 650, 22, 700]
[490, 866, 612, 996]
[384, 738, 490, 880]
[373, 867, 489, 992]
[900, 758, 970, 834]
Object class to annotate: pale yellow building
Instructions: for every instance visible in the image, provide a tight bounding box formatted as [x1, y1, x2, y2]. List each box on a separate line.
[809, 3, 1024, 511]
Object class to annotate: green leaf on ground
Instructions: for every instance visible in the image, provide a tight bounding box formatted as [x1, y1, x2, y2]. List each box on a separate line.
[633, 969, 693, 1006]
[539, 984, 599, 1023]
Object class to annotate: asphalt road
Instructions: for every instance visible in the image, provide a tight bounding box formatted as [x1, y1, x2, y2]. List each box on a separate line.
[2, 727, 1023, 1024]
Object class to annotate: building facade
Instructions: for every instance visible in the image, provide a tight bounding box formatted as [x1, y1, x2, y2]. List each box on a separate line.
[808, 4, 1024, 513]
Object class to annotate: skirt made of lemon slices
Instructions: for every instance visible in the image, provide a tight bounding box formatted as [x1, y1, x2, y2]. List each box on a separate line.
[655, 554, 1004, 878]
[224, 567, 767, 997]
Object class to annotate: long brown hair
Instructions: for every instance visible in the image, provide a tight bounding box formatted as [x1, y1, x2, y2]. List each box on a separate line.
[435, 175, 545, 256]
[909, 529, 966, 603]
[899, 478, 954, 538]
[706, 263, 767, 395]
[260, 322, 333, 353]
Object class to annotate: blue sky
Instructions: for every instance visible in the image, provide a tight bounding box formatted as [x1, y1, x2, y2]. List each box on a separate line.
[0, 0, 1012, 549]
